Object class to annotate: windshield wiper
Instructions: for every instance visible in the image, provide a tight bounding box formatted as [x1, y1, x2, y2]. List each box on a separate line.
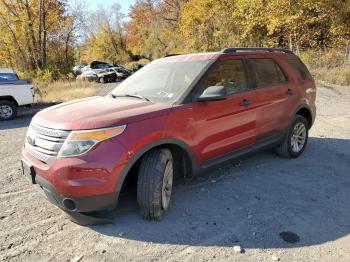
[111, 94, 151, 102]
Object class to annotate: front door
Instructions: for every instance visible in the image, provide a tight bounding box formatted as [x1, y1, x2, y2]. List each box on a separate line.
[188, 56, 258, 162]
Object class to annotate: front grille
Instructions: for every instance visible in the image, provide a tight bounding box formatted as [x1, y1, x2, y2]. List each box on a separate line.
[25, 123, 70, 164]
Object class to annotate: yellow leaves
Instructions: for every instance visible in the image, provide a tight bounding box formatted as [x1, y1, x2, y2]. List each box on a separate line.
[1, 0, 349, 73]
[0, 0, 75, 71]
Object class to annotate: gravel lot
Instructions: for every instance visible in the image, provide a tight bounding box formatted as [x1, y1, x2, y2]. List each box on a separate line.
[0, 86, 349, 262]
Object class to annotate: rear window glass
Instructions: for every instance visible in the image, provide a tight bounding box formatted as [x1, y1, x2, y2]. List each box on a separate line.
[0, 73, 18, 81]
[286, 59, 312, 80]
[247, 59, 287, 88]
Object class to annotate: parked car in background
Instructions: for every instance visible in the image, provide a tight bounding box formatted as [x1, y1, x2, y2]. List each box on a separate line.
[72, 64, 86, 76]
[113, 66, 131, 80]
[79, 61, 115, 75]
[132, 64, 144, 73]
[0, 68, 36, 120]
[21, 48, 316, 223]
[80, 65, 91, 74]
[90, 61, 114, 70]
[76, 70, 98, 81]
[96, 68, 118, 83]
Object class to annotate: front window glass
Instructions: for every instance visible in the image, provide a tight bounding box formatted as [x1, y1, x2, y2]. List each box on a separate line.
[198, 60, 248, 96]
[111, 60, 210, 103]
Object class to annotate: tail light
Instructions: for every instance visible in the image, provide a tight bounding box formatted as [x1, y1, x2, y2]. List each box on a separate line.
[26, 79, 32, 84]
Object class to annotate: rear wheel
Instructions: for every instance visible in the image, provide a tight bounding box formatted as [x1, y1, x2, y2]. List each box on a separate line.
[137, 148, 173, 220]
[275, 115, 308, 158]
[0, 100, 17, 121]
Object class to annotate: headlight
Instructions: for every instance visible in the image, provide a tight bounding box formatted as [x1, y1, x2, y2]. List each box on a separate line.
[58, 125, 126, 157]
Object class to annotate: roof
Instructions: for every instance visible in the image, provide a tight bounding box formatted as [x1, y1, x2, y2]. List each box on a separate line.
[0, 68, 15, 73]
[221, 47, 294, 54]
[157, 52, 222, 63]
[156, 48, 294, 63]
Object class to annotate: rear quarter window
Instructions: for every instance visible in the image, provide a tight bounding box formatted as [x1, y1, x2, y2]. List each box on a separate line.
[247, 59, 287, 88]
[286, 58, 312, 81]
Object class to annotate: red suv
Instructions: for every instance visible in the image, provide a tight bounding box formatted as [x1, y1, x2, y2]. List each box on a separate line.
[21, 48, 316, 223]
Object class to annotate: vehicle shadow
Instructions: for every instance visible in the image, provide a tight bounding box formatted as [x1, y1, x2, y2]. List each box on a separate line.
[90, 137, 350, 249]
[0, 114, 32, 130]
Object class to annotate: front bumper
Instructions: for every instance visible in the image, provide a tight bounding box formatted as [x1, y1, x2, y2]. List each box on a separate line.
[21, 137, 129, 213]
[34, 174, 118, 212]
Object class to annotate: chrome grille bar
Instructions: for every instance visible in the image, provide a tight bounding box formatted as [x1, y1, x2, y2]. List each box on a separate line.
[25, 123, 70, 164]
[30, 123, 70, 138]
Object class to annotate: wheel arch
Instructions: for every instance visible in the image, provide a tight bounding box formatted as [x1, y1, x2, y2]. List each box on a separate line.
[115, 138, 198, 194]
[295, 105, 313, 129]
[0, 96, 19, 106]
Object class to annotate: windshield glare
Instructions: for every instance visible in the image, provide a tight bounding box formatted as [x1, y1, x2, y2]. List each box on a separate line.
[111, 60, 210, 103]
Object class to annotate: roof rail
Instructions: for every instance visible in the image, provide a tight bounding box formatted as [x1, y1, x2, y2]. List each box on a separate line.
[164, 54, 181, 57]
[221, 47, 294, 54]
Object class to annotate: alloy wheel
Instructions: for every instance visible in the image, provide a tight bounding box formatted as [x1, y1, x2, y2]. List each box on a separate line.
[290, 122, 307, 153]
[161, 161, 173, 210]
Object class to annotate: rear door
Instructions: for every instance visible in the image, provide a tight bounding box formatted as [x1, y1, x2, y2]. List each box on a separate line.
[245, 56, 292, 140]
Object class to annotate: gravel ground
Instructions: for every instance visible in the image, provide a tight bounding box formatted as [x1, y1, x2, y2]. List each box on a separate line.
[0, 86, 349, 262]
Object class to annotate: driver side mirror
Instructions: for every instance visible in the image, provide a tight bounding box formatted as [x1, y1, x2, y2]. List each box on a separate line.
[197, 85, 227, 102]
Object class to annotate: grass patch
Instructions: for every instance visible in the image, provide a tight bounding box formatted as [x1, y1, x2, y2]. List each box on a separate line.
[312, 67, 350, 87]
[300, 49, 350, 86]
[35, 80, 101, 103]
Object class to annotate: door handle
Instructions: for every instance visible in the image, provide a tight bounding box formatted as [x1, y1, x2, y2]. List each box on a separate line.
[286, 88, 294, 96]
[240, 99, 251, 107]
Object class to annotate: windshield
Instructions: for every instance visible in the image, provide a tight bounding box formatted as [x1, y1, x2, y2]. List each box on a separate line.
[111, 60, 211, 103]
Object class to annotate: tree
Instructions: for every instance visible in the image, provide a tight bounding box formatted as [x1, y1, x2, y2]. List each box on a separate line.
[0, 0, 78, 72]
[78, 3, 129, 64]
[126, 0, 187, 59]
[180, 0, 239, 51]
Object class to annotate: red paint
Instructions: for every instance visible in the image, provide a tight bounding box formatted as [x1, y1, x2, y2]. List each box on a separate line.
[22, 51, 316, 203]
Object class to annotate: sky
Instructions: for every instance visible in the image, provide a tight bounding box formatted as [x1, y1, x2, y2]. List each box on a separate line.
[85, 0, 135, 15]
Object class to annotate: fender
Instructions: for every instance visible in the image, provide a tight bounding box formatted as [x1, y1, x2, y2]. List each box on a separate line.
[114, 138, 199, 194]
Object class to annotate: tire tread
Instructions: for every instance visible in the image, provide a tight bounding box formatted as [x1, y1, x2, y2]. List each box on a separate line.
[137, 148, 172, 220]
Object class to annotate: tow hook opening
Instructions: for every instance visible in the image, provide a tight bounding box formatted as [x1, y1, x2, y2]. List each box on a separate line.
[63, 198, 76, 211]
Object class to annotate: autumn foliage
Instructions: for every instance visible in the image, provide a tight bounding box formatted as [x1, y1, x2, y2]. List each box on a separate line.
[0, 0, 349, 80]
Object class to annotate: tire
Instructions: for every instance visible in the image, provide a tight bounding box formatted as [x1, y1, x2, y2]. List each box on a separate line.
[99, 77, 105, 84]
[137, 148, 173, 220]
[275, 115, 309, 158]
[0, 100, 17, 121]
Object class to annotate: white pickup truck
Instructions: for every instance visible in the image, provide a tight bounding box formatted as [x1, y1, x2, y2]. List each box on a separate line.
[0, 68, 36, 120]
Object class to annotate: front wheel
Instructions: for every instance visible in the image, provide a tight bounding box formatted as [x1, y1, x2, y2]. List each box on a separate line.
[137, 148, 173, 220]
[99, 77, 105, 84]
[275, 115, 308, 158]
[0, 100, 17, 121]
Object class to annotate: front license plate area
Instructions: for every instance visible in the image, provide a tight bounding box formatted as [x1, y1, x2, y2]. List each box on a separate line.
[21, 160, 36, 184]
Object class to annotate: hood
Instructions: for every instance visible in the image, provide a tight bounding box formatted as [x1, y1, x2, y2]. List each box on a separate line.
[33, 96, 172, 130]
